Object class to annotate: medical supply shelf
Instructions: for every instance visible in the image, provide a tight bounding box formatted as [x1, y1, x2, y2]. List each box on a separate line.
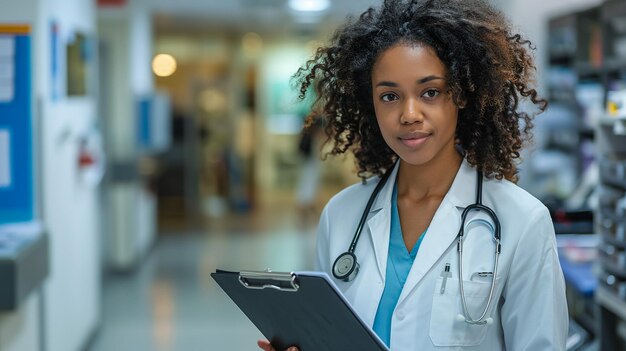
[596, 119, 626, 350]
[548, 6, 605, 350]
[596, 47, 626, 351]
[549, 1, 626, 349]
[597, 286, 626, 323]
[547, 6, 602, 197]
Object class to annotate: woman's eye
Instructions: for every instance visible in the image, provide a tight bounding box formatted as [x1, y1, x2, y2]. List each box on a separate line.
[422, 89, 440, 99]
[380, 93, 398, 102]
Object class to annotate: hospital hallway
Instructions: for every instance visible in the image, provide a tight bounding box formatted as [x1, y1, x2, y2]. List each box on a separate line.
[89, 203, 318, 351]
[2, 0, 624, 350]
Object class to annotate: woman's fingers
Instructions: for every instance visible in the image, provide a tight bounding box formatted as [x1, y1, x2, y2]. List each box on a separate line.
[257, 340, 275, 351]
[256, 340, 299, 351]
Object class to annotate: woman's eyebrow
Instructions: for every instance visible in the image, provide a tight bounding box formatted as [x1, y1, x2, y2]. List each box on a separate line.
[374, 75, 445, 88]
[417, 75, 445, 84]
[374, 81, 398, 88]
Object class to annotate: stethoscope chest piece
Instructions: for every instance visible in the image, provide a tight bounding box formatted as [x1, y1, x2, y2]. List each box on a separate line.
[333, 252, 359, 281]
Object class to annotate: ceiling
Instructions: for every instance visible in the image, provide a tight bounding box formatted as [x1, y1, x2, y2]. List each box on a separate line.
[150, 0, 380, 36]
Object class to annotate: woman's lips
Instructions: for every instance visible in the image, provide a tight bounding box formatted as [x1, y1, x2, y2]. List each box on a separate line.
[398, 132, 431, 148]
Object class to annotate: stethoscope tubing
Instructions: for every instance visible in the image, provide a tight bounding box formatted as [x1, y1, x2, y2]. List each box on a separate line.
[455, 171, 502, 324]
[458, 224, 501, 324]
[332, 164, 502, 325]
[347, 167, 394, 254]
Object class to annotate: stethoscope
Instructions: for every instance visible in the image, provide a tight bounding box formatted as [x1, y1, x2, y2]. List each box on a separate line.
[332, 165, 501, 325]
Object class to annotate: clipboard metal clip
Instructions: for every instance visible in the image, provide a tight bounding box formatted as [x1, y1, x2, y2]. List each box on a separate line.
[238, 270, 300, 292]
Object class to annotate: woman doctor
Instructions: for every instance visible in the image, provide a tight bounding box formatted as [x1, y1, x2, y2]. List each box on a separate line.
[258, 0, 568, 350]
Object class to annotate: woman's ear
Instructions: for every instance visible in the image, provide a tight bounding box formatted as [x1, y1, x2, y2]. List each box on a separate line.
[453, 93, 466, 109]
[457, 98, 467, 109]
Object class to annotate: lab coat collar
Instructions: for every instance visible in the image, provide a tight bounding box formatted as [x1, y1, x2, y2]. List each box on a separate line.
[445, 158, 479, 209]
[369, 161, 400, 213]
[365, 157, 479, 304]
[365, 161, 400, 280]
[368, 158, 477, 212]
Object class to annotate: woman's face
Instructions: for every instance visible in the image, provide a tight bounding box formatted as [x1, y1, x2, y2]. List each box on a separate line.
[371, 43, 460, 168]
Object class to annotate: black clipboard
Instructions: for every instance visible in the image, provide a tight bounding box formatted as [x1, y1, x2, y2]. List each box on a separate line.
[211, 270, 389, 351]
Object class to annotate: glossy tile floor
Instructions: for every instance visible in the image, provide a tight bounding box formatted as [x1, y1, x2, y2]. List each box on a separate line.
[89, 208, 318, 351]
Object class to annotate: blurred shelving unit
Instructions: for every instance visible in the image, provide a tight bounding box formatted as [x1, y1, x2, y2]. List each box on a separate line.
[596, 111, 626, 350]
[548, 1, 626, 349]
[547, 7, 603, 351]
[596, 0, 626, 349]
[547, 2, 626, 350]
[548, 6, 602, 161]
[542, 8, 600, 231]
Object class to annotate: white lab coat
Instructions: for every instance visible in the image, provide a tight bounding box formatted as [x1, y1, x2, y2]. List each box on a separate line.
[316, 159, 568, 350]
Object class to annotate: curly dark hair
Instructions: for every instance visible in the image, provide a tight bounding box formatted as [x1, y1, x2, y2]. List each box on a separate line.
[294, 0, 546, 182]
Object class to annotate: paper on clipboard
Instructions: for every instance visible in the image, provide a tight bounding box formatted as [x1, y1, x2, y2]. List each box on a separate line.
[212, 269, 389, 351]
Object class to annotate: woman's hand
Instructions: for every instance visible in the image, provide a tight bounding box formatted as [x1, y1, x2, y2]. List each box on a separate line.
[256, 340, 299, 351]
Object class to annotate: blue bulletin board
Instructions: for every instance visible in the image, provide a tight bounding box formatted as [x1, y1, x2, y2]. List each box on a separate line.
[0, 25, 33, 224]
[136, 93, 171, 153]
[137, 96, 151, 149]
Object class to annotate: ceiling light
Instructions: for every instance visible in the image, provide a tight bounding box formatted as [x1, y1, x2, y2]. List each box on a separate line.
[152, 54, 177, 77]
[288, 0, 330, 12]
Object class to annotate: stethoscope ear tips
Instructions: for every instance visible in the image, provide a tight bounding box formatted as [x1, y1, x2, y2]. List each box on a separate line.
[456, 314, 466, 322]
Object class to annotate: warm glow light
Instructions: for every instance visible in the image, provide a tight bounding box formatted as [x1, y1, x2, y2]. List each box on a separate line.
[288, 0, 330, 12]
[242, 32, 263, 56]
[152, 54, 177, 77]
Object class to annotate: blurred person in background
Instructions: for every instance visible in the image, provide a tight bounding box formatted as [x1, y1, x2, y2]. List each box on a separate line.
[259, 0, 567, 350]
[295, 113, 324, 224]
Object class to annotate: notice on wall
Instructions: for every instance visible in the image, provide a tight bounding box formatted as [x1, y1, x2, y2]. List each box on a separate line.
[0, 82, 13, 102]
[0, 57, 13, 79]
[0, 35, 15, 103]
[0, 36, 15, 56]
[0, 129, 10, 188]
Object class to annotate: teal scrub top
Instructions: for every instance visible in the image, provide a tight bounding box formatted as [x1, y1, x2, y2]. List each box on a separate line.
[372, 182, 426, 347]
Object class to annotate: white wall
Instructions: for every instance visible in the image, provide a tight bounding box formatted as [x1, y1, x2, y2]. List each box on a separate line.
[0, 0, 101, 350]
[37, 0, 101, 350]
[129, 1, 154, 97]
[98, 0, 156, 270]
[99, 0, 153, 161]
[98, 17, 134, 161]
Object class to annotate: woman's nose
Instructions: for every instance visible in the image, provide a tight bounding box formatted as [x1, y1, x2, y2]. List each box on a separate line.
[400, 98, 423, 124]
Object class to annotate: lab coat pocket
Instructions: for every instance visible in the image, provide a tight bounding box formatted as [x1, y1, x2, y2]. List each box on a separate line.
[429, 277, 493, 347]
